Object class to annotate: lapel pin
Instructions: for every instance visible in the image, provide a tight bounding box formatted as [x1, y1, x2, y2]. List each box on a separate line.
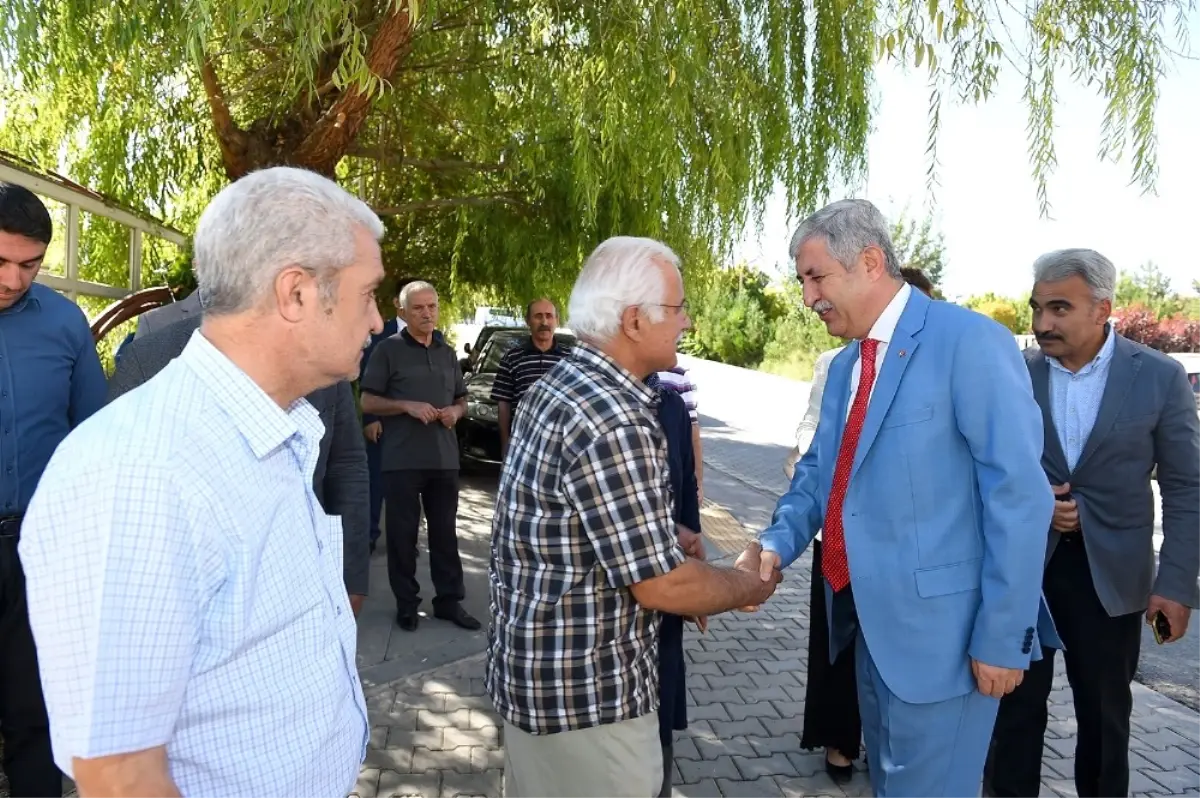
[898, 349, 906, 357]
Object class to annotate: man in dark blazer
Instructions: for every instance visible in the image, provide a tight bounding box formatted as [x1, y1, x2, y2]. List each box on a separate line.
[989, 249, 1200, 798]
[108, 310, 371, 613]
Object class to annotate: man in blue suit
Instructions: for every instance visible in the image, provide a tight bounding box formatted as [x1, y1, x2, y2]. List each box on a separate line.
[737, 199, 1056, 796]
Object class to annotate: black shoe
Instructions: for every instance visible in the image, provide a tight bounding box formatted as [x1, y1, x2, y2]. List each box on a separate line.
[434, 604, 481, 631]
[825, 754, 853, 785]
[396, 608, 419, 631]
[369, 540, 377, 554]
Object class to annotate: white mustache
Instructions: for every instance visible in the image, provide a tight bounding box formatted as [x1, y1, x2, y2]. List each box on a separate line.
[813, 300, 834, 314]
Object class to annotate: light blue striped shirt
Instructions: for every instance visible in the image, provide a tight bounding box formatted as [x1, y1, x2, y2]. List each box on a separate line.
[20, 330, 368, 797]
[1046, 327, 1117, 471]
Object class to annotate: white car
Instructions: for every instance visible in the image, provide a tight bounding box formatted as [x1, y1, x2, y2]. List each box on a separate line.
[1167, 352, 1200, 411]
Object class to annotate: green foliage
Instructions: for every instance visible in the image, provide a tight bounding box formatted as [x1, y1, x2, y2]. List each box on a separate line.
[682, 264, 784, 368]
[963, 292, 1032, 334]
[758, 280, 841, 379]
[890, 211, 947, 292]
[0, 0, 877, 305]
[1115, 261, 1200, 320]
[1, 0, 1187, 309]
[964, 263, 1199, 342]
[683, 287, 774, 368]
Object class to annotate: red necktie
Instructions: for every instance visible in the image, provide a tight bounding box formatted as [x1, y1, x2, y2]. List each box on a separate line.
[823, 338, 879, 592]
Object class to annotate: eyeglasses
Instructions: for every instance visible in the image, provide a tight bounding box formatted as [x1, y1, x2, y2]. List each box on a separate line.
[652, 300, 689, 314]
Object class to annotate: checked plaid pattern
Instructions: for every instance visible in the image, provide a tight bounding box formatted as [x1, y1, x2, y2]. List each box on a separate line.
[485, 342, 686, 735]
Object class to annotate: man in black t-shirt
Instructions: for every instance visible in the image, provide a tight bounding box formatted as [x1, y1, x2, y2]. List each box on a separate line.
[361, 281, 481, 633]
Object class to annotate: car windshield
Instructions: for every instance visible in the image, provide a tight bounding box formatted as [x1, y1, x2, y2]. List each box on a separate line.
[478, 333, 525, 373]
[475, 332, 577, 374]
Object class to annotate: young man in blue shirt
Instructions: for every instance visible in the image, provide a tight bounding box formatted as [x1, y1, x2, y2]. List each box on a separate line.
[0, 182, 106, 796]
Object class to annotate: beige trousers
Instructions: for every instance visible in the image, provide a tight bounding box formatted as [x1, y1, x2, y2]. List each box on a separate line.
[503, 712, 661, 798]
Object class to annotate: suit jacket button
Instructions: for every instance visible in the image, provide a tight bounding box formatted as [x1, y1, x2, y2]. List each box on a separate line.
[1022, 644, 1032, 654]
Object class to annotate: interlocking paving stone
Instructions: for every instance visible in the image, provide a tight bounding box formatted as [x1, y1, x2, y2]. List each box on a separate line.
[694, 735, 757, 760]
[678, 754, 742, 783]
[352, 498, 1200, 798]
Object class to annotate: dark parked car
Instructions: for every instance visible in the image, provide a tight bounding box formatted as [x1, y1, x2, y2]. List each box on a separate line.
[458, 329, 576, 467]
[459, 324, 524, 375]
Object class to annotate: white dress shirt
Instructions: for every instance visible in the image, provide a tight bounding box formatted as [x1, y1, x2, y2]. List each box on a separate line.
[20, 331, 368, 797]
[798, 283, 912, 543]
[847, 282, 912, 412]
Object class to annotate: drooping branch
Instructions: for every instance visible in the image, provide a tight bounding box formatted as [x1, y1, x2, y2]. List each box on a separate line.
[346, 148, 507, 174]
[291, 1, 417, 176]
[374, 192, 528, 215]
[199, 56, 251, 179]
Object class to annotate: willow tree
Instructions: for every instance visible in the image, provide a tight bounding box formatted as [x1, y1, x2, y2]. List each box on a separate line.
[0, 0, 1188, 303]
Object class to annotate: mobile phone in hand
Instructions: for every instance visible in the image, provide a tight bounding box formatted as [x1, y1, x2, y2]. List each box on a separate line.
[1151, 611, 1171, 645]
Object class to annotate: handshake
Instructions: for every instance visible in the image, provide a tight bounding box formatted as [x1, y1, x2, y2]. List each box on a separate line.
[732, 540, 784, 612]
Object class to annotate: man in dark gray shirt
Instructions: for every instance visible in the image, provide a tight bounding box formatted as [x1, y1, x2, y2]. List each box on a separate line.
[361, 281, 480, 632]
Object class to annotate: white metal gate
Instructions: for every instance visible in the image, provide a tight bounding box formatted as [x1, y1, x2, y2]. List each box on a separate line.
[0, 151, 186, 302]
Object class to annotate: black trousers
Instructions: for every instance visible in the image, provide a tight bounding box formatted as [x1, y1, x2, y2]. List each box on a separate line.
[990, 536, 1142, 797]
[1, 527, 63, 797]
[801, 539, 862, 759]
[384, 469, 465, 613]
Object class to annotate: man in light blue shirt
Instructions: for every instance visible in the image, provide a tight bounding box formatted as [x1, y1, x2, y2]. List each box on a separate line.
[990, 249, 1199, 798]
[19, 167, 386, 797]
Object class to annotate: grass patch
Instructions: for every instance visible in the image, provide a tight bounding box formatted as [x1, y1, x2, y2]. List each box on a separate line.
[758, 350, 820, 382]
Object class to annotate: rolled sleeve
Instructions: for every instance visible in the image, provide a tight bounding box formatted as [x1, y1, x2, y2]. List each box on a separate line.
[20, 459, 207, 765]
[564, 425, 686, 588]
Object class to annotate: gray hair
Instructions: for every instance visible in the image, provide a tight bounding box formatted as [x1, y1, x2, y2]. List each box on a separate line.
[567, 236, 678, 343]
[398, 280, 437, 309]
[193, 167, 384, 316]
[1032, 248, 1116, 303]
[789, 199, 900, 278]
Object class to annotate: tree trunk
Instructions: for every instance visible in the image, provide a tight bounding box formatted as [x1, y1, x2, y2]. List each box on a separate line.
[201, 2, 416, 181]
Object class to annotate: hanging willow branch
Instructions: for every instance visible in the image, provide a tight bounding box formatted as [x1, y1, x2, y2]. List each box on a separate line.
[0, 0, 1187, 297]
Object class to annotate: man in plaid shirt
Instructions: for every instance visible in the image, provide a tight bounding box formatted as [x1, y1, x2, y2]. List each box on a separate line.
[486, 236, 782, 797]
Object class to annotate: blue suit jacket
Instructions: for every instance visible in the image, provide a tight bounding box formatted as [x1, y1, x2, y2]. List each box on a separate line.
[761, 290, 1059, 704]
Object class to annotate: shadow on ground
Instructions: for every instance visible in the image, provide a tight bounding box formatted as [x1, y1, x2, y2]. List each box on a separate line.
[357, 471, 500, 693]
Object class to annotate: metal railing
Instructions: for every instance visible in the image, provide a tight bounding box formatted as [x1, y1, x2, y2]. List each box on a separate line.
[0, 151, 187, 302]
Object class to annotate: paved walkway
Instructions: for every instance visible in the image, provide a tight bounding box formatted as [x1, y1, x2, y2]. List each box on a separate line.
[353, 498, 1200, 797]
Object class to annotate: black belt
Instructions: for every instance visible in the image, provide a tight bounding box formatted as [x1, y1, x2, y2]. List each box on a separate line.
[0, 514, 22, 539]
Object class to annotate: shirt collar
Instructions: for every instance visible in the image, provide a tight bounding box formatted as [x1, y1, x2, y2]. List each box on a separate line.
[400, 327, 444, 348]
[521, 335, 567, 355]
[1045, 324, 1116, 375]
[0, 282, 46, 315]
[178, 329, 324, 460]
[572, 341, 659, 409]
[865, 282, 912, 345]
